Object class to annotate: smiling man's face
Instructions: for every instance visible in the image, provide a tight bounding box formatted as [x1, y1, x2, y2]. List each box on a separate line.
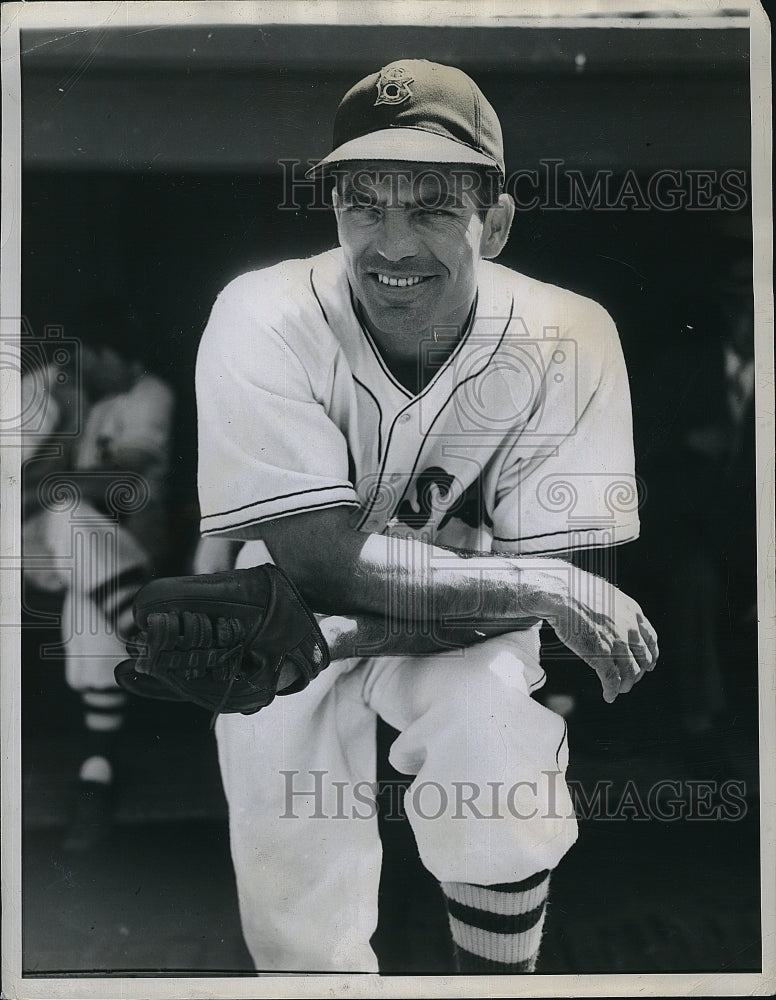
[333, 163, 505, 353]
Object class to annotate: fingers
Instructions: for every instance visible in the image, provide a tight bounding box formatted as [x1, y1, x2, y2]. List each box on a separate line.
[615, 639, 644, 694]
[607, 597, 659, 698]
[548, 595, 659, 703]
[598, 624, 654, 702]
[595, 659, 621, 703]
[596, 653, 639, 703]
[638, 613, 660, 668]
[627, 626, 653, 676]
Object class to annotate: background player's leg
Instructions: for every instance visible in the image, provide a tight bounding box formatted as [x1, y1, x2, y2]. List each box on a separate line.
[364, 633, 577, 972]
[49, 508, 150, 851]
[60, 589, 131, 852]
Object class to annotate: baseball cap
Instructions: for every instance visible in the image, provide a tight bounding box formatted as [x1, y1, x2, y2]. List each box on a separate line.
[307, 59, 505, 178]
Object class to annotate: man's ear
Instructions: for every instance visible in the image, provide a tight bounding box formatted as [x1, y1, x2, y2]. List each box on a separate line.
[480, 193, 515, 259]
[331, 186, 340, 211]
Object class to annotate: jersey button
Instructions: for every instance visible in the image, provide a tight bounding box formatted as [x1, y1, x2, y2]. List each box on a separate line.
[389, 474, 401, 483]
[398, 413, 411, 424]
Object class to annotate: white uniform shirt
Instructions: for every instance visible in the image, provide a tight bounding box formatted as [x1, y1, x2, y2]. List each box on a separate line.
[197, 248, 639, 555]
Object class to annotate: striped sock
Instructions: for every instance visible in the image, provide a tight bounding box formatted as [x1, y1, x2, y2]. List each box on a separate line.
[81, 688, 128, 781]
[440, 869, 551, 973]
[89, 564, 149, 643]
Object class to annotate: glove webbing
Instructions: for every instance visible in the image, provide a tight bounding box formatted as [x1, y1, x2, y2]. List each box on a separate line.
[135, 611, 256, 727]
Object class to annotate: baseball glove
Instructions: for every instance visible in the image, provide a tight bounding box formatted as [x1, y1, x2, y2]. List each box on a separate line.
[114, 564, 329, 724]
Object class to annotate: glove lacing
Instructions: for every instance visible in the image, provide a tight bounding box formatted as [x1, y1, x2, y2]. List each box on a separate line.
[209, 640, 243, 728]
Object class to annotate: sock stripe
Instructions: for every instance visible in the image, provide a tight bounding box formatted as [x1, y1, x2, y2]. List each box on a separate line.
[454, 946, 535, 974]
[442, 878, 549, 915]
[448, 913, 547, 963]
[90, 565, 148, 619]
[441, 873, 552, 973]
[446, 897, 546, 935]
[82, 691, 127, 710]
[114, 591, 138, 620]
[84, 711, 124, 732]
[82, 701, 127, 716]
[477, 869, 550, 893]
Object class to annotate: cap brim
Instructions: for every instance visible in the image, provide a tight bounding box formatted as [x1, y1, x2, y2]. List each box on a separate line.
[305, 127, 501, 177]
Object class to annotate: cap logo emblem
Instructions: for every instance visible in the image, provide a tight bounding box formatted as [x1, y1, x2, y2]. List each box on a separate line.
[374, 66, 414, 107]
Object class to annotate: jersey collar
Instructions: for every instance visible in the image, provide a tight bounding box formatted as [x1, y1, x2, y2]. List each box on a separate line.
[349, 284, 479, 401]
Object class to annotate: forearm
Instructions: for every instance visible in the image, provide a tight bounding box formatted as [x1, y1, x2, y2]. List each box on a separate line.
[351, 532, 564, 622]
[247, 510, 568, 626]
[216, 508, 659, 701]
[318, 612, 534, 661]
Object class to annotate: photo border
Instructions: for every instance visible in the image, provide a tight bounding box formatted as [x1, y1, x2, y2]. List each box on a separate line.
[2, 2, 773, 997]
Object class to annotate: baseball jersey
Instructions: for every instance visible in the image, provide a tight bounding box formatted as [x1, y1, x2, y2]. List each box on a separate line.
[197, 248, 639, 555]
[74, 373, 173, 497]
[22, 367, 174, 592]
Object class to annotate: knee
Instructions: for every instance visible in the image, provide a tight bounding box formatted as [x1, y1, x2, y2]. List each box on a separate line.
[390, 675, 567, 783]
[403, 766, 578, 885]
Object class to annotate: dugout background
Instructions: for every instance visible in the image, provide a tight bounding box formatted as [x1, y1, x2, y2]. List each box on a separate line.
[17, 18, 761, 975]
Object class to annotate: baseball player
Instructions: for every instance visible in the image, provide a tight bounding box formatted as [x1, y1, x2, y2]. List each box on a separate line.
[187, 60, 658, 973]
[22, 301, 174, 850]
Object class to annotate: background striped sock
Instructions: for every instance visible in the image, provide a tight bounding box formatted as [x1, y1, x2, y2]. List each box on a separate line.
[80, 688, 128, 782]
[89, 564, 149, 642]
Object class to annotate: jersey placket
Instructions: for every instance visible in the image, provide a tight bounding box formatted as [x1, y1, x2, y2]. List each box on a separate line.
[357, 311, 514, 535]
[358, 398, 425, 533]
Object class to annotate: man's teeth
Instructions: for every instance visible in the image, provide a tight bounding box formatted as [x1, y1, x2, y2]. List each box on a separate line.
[376, 274, 425, 287]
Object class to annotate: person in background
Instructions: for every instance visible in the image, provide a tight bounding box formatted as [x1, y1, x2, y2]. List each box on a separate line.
[22, 300, 174, 851]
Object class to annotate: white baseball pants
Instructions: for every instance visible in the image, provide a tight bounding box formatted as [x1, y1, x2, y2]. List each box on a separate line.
[214, 543, 578, 972]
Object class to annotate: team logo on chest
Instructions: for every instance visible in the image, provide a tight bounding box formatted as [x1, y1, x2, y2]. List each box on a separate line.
[395, 466, 492, 531]
[374, 66, 414, 107]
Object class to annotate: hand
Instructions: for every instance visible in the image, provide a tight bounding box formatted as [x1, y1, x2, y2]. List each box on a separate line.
[530, 565, 659, 703]
[115, 565, 330, 723]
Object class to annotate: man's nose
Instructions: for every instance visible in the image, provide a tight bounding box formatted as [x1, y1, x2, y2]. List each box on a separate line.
[376, 209, 418, 261]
